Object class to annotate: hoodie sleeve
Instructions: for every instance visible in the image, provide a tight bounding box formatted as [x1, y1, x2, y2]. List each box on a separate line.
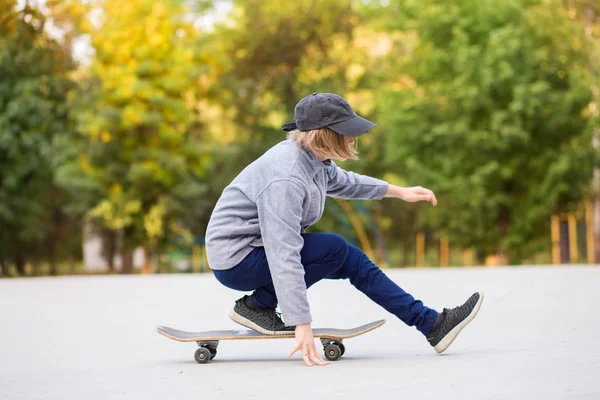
[255, 179, 311, 326]
[326, 161, 389, 200]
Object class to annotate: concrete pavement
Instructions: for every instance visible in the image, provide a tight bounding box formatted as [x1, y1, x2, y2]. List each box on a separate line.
[1, 265, 599, 400]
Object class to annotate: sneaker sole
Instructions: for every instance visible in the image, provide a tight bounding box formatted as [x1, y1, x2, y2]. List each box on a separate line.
[229, 309, 295, 336]
[434, 292, 484, 354]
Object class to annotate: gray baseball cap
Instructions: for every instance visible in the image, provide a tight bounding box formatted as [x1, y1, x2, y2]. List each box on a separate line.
[281, 92, 377, 137]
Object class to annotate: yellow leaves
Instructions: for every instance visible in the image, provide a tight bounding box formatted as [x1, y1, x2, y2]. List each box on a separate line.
[196, 100, 238, 145]
[122, 105, 142, 127]
[110, 184, 122, 194]
[89, 199, 140, 230]
[89, 200, 113, 221]
[88, 129, 111, 143]
[182, 48, 194, 63]
[152, 2, 167, 19]
[80, 18, 93, 33]
[101, 131, 112, 143]
[264, 110, 285, 129]
[144, 202, 166, 242]
[119, 1, 136, 18]
[557, 70, 566, 79]
[584, 102, 599, 118]
[124, 200, 141, 214]
[102, 41, 115, 57]
[382, 172, 407, 187]
[391, 74, 418, 91]
[116, 48, 132, 65]
[345, 91, 375, 115]
[235, 49, 247, 59]
[149, 33, 165, 47]
[346, 64, 366, 86]
[89, 187, 142, 230]
[79, 154, 92, 173]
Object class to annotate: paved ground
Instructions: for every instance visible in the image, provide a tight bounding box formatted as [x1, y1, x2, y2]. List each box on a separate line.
[1, 265, 599, 400]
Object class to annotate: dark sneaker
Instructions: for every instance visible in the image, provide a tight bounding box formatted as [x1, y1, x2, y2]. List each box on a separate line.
[427, 292, 484, 354]
[229, 295, 295, 335]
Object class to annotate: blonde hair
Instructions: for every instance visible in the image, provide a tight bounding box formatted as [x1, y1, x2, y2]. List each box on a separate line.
[287, 127, 359, 161]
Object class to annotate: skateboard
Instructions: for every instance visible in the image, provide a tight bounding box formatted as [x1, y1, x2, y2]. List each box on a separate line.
[156, 319, 386, 364]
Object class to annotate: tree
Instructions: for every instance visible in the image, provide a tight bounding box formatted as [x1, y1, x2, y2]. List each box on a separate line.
[378, 0, 594, 263]
[0, 2, 79, 275]
[56, 0, 211, 273]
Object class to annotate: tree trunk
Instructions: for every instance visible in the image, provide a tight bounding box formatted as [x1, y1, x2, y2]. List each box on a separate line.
[68, 256, 76, 274]
[402, 239, 411, 267]
[141, 247, 151, 275]
[102, 229, 117, 273]
[48, 241, 57, 276]
[31, 259, 41, 276]
[15, 252, 26, 276]
[121, 249, 134, 274]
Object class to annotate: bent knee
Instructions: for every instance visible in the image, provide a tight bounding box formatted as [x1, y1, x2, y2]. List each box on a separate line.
[347, 244, 373, 265]
[327, 233, 349, 259]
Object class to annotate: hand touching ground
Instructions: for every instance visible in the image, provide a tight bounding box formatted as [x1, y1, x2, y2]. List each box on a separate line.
[288, 323, 329, 367]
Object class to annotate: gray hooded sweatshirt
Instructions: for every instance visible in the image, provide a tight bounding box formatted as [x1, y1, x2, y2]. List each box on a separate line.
[206, 140, 388, 326]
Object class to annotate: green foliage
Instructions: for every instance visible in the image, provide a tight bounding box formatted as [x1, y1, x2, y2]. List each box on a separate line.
[378, 0, 595, 262]
[1, 0, 598, 273]
[0, 2, 79, 274]
[56, 0, 212, 259]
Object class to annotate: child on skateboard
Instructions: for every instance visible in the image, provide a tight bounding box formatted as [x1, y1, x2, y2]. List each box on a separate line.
[205, 92, 484, 366]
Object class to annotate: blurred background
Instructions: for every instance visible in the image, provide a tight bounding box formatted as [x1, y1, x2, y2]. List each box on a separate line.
[0, 0, 598, 277]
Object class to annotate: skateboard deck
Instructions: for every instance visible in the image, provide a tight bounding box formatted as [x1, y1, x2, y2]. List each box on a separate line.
[157, 319, 386, 363]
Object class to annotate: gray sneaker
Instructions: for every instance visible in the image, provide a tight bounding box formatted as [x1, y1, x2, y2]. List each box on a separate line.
[229, 295, 295, 335]
[427, 292, 484, 353]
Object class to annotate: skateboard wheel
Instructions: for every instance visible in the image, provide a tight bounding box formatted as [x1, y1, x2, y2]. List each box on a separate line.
[194, 347, 211, 364]
[209, 349, 217, 360]
[338, 343, 345, 357]
[324, 344, 341, 361]
[200, 344, 218, 360]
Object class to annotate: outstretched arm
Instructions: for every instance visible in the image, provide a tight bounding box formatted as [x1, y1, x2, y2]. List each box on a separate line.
[326, 162, 437, 206]
[326, 162, 388, 200]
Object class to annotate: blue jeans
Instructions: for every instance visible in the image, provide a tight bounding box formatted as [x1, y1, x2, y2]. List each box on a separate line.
[212, 232, 438, 335]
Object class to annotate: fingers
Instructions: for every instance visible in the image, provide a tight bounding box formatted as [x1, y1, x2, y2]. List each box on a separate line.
[289, 342, 329, 367]
[302, 352, 313, 367]
[289, 342, 315, 367]
[301, 343, 314, 367]
[304, 345, 329, 367]
[310, 350, 329, 366]
[287, 342, 301, 358]
[414, 186, 437, 206]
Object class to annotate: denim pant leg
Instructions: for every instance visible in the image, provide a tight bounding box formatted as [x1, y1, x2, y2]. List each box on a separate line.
[213, 233, 437, 335]
[328, 244, 438, 335]
[212, 232, 349, 308]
